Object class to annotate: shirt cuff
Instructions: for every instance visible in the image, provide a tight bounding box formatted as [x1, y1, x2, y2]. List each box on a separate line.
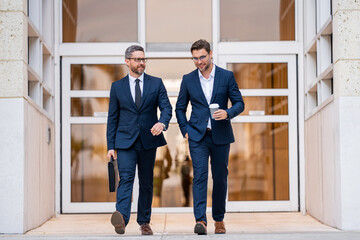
[159, 122, 167, 131]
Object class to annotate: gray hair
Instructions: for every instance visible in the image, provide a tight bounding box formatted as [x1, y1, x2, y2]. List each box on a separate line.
[125, 45, 144, 59]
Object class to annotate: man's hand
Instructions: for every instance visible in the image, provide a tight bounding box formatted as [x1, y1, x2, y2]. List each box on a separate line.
[213, 109, 228, 120]
[108, 149, 116, 160]
[151, 122, 164, 136]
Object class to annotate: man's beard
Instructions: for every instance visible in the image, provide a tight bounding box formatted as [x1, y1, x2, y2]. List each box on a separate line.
[199, 61, 210, 72]
[131, 65, 145, 75]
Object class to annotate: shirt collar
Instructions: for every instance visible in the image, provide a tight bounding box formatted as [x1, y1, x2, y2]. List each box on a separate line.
[198, 64, 216, 80]
[128, 73, 144, 83]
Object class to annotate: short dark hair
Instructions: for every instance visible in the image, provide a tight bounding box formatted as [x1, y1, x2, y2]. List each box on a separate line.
[190, 39, 211, 54]
[125, 45, 144, 59]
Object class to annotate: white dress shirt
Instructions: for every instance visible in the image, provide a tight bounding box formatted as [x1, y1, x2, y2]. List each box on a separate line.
[128, 73, 144, 103]
[198, 64, 216, 129]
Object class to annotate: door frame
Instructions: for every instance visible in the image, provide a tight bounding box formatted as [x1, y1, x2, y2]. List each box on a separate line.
[219, 54, 299, 211]
[61, 55, 298, 213]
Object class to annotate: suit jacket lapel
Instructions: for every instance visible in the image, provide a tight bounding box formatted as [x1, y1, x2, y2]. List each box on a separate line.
[138, 73, 150, 110]
[210, 66, 221, 104]
[193, 70, 208, 105]
[121, 76, 138, 110]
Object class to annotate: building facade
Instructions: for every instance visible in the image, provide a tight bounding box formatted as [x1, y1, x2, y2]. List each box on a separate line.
[0, 0, 359, 234]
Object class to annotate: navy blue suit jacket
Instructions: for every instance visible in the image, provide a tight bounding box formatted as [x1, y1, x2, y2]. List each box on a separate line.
[107, 73, 172, 150]
[175, 66, 244, 145]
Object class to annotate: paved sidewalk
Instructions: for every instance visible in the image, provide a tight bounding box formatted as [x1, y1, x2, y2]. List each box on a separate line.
[1, 213, 360, 239]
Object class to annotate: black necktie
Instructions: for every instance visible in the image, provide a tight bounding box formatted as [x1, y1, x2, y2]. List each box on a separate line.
[135, 79, 141, 109]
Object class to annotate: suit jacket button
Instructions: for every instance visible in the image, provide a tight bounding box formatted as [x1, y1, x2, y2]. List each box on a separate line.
[206, 120, 208, 122]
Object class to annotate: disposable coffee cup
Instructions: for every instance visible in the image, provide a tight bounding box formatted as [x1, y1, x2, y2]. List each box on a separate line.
[209, 103, 219, 119]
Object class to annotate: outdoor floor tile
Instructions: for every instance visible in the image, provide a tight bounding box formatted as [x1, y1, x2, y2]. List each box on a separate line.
[25, 212, 339, 236]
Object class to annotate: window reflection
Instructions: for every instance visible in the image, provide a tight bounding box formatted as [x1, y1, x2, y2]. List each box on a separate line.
[146, 58, 195, 92]
[229, 122, 289, 201]
[71, 64, 127, 90]
[152, 124, 213, 207]
[220, 0, 295, 41]
[71, 98, 109, 117]
[228, 63, 288, 89]
[62, 0, 138, 42]
[71, 124, 115, 202]
[145, 0, 212, 51]
[241, 96, 288, 115]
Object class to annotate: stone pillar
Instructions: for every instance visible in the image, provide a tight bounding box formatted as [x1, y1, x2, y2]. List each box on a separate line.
[0, 0, 28, 234]
[333, 0, 360, 231]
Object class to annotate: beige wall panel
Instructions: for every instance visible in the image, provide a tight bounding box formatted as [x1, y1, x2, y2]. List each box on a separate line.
[24, 102, 56, 231]
[39, 116, 55, 224]
[320, 102, 338, 227]
[25, 102, 41, 230]
[305, 114, 324, 222]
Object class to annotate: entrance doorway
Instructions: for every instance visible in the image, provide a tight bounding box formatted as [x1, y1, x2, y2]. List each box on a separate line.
[61, 55, 298, 213]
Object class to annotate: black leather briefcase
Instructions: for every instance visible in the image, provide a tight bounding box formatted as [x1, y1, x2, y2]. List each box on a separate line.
[108, 156, 119, 192]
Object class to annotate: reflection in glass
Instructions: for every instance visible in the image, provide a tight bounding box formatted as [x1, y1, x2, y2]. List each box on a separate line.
[229, 123, 289, 201]
[228, 63, 288, 89]
[147, 58, 195, 120]
[241, 96, 288, 115]
[220, 0, 295, 41]
[71, 64, 127, 90]
[71, 124, 115, 202]
[62, 0, 137, 42]
[152, 124, 213, 207]
[71, 98, 109, 117]
[146, 0, 212, 51]
[146, 58, 195, 92]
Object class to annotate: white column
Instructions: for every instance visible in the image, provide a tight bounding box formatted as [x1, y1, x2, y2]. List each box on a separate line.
[333, 0, 360, 231]
[0, 0, 27, 233]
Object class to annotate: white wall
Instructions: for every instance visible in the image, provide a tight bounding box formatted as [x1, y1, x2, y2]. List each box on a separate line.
[0, 99, 26, 233]
[336, 97, 360, 230]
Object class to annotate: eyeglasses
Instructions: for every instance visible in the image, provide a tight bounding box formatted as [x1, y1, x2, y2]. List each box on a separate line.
[127, 58, 147, 63]
[192, 54, 208, 62]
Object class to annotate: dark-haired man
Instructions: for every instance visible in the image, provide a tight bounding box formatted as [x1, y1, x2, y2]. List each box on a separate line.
[107, 45, 172, 235]
[176, 39, 244, 235]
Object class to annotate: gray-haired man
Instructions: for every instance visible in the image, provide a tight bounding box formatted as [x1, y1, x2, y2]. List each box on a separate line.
[107, 45, 172, 235]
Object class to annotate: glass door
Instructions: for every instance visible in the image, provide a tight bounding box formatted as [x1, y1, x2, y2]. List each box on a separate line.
[219, 55, 298, 211]
[61, 55, 298, 213]
[61, 57, 140, 213]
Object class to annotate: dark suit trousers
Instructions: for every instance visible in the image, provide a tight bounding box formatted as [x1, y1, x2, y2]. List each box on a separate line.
[188, 130, 230, 224]
[116, 136, 156, 226]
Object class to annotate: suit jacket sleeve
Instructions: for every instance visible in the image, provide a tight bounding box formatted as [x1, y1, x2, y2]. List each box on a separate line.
[106, 83, 119, 150]
[175, 77, 190, 137]
[225, 72, 245, 119]
[157, 79, 172, 130]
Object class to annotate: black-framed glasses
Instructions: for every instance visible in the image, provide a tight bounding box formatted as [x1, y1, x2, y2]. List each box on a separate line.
[192, 54, 208, 62]
[127, 58, 147, 63]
